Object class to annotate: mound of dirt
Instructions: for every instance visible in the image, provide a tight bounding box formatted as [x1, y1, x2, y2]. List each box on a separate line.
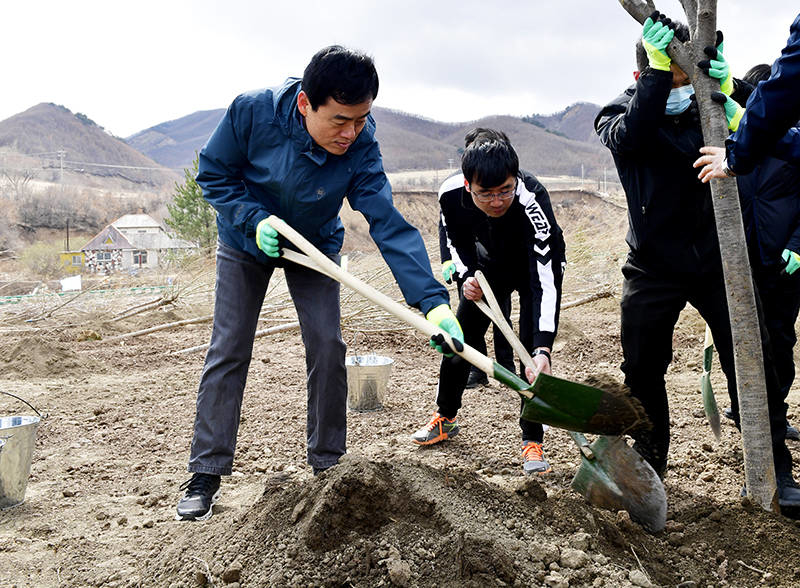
[141, 455, 800, 587]
[144, 455, 640, 587]
[0, 335, 80, 377]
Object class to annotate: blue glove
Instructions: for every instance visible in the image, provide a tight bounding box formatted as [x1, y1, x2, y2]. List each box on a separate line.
[710, 91, 744, 131]
[783, 249, 800, 275]
[642, 11, 675, 72]
[442, 260, 457, 284]
[426, 304, 464, 357]
[698, 32, 734, 95]
[255, 219, 280, 258]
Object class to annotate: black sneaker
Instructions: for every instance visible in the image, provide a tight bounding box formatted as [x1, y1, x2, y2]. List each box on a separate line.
[723, 407, 735, 421]
[741, 474, 800, 517]
[786, 423, 800, 441]
[778, 474, 800, 516]
[465, 369, 488, 389]
[175, 473, 221, 521]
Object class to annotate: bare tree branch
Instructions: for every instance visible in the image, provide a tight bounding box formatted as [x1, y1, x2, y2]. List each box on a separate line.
[680, 0, 699, 36]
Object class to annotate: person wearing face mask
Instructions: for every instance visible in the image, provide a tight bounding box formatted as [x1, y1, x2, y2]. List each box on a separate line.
[594, 13, 800, 513]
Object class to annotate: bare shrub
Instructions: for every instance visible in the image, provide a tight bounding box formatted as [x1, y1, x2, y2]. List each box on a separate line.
[19, 241, 64, 279]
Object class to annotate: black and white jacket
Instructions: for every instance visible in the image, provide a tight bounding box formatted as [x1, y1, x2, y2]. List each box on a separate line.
[437, 170, 566, 349]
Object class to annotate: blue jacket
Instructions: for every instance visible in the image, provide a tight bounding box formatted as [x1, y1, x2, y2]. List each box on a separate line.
[197, 78, 448, 315]
[728, 13, 800, 174]
[738, 156, 800, 267]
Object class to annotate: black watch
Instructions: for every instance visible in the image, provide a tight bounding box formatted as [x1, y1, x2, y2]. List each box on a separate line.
[532, 349, 551, 362]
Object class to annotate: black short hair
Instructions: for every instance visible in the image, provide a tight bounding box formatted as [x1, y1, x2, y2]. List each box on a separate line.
[742, 63, 771, 86]
[302, 45, 379, 110]
[461, 128, 519, 188]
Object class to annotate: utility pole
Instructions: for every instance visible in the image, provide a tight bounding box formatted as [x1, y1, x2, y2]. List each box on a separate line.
[57, 149, 66, 184]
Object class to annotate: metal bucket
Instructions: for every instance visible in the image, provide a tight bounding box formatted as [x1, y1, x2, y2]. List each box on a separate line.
[345, 354, 394, 412]
[0, 392, 42, 509]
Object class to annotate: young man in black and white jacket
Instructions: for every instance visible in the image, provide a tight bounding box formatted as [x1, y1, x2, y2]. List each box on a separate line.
[411, 128, 567, 475]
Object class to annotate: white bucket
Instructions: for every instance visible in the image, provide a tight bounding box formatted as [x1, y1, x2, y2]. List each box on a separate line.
[345, 355, 394, 412]
[0, 392, 42, 509]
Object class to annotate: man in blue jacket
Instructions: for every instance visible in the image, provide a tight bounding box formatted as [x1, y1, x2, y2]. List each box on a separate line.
[175, 46, 462, 521]
[719, 65, 800, 442]
[695, 13, 800, 179]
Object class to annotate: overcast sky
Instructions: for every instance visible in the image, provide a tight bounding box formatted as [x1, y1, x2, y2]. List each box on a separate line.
[3, 1, 797, 138]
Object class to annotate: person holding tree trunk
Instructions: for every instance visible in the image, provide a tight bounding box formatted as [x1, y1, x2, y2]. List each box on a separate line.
[695, 13, 800, 180]
[596, 12, 800, 514]
[711, 64, 800, 443]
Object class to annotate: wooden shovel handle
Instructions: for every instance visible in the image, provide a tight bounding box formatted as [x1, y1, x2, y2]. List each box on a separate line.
[267, 216, 511, 388]
[473, 270, 538, 377]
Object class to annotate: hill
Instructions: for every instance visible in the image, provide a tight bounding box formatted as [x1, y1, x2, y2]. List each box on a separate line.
[126, 103, 613, 177]
[524, 102, 604, 144]
[125, 109, 226, 170]
[0, 103, 178, 189]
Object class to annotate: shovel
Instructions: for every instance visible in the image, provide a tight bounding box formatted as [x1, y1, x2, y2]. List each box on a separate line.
[267, 215, 646, 435]
[701, 324, 721, 439]
[471, 273, 665, 533]
[569, 432, 667, 533]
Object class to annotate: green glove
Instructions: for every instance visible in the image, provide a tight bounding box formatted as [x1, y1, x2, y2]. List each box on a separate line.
[698, 34, 733, 96]
[426, 304, 464, 357]
[441, 260, 457, 284]
[710, 91, 744, 131]
[255, 218, 280, 258]
[783, 249, 800, 275]
[642, 12, 675, 72]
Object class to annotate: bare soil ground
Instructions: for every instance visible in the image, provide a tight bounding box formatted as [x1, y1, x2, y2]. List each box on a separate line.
[1, 190, 800, 588]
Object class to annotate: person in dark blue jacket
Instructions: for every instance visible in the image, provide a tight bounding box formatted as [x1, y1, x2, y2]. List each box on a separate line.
[695, 13, 800, 179]
[175, 46, 463, 521]
[722, 65, 800, 442]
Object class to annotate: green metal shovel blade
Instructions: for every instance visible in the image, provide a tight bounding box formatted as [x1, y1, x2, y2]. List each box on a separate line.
[513, 372, 649, 435]
[570, 433, 667, 533]
[701, 326, 721, 439]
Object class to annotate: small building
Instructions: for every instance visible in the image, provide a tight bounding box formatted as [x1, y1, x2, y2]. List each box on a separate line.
[82, 213, 196, 273]
[59, 250, 85, 274]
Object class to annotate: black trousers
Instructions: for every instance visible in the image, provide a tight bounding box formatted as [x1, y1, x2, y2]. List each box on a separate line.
[751, 262, 800, 413]
[620, 255, 791, 476]
[436, 287, 543, 443]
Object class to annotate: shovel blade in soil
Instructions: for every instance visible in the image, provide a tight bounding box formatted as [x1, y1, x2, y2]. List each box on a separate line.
[571, 435, 667, 533]
[701, 371, 721, 440]
[518, 373, 648, 435]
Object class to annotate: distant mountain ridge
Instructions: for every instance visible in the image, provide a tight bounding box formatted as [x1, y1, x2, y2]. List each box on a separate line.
[125, 102, 613, 178]
[0, 103, 177, 187]
[125, 109, 226, 169]
[0, 101, 613, 189]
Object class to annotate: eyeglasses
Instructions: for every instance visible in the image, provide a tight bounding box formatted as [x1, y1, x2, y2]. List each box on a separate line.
[470, 180, 517, 203]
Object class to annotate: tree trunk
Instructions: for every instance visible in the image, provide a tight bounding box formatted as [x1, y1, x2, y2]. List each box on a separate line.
[618, 0, 778, 512]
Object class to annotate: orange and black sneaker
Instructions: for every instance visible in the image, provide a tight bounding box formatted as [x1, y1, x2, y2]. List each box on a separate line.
[522, 441, 551, 475]
[411, 411, 460, 445]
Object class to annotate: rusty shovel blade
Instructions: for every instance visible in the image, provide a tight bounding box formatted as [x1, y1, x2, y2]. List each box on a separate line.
[569, 432, 666, 533]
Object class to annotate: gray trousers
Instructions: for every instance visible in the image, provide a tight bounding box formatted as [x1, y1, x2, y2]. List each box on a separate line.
[188, 241, 346, 474]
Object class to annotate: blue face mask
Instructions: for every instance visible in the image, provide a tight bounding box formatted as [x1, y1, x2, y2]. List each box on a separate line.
[665, 84, 694, 115]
